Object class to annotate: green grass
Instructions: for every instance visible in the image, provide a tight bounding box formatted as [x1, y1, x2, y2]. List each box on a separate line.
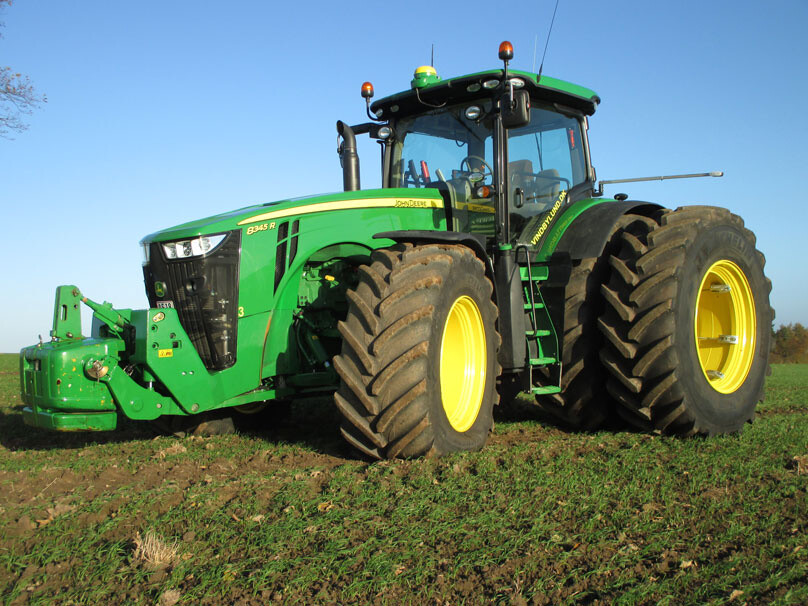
[1, 356, 806, 605]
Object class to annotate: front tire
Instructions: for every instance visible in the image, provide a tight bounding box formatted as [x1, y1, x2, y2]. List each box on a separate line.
[598, 206, 772, 435]
[334, 243, 500, 459]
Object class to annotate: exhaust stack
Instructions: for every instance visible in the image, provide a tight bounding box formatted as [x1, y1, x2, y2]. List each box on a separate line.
[336, 120, 360, 192]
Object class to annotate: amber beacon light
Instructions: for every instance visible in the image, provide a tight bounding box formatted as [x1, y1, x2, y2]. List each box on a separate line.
[498, 40, 514, 62]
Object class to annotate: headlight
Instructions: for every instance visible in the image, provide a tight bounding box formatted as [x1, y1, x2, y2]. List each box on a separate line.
[162, 234, 227, 259]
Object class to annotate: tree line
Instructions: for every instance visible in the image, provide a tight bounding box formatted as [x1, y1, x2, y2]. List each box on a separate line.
[770, 323, 808, 364]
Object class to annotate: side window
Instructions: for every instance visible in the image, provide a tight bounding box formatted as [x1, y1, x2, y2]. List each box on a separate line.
[508, 107, 586, 245]
[508, 126, 575, 212]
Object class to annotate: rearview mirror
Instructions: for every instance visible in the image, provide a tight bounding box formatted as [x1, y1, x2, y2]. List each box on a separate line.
[501, 90, 530, 128]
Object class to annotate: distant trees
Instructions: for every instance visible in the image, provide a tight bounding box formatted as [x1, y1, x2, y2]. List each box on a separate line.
[771, 323, 808, 364]
[1, 0, 45, 138]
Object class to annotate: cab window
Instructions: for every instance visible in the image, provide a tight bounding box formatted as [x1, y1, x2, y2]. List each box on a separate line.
[508, 106, 587, 243]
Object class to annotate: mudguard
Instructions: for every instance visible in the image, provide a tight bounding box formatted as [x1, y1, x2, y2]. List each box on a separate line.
[551, 200, 663, 260]
[374, 230, 495, 286]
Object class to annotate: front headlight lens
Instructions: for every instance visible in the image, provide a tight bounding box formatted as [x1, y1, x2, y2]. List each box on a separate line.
[162, 234, 227, 259]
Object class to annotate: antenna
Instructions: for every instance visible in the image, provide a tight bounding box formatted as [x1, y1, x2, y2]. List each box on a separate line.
[538, 0, 560, 82]
[532, 34, 538, 73]
[431, 43, 434, 67]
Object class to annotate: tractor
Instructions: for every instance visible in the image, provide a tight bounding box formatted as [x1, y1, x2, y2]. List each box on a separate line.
[20, 42, 772, 459]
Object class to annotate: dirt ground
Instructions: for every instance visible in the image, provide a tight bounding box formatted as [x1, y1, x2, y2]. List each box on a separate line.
[1, 364, 807, 604]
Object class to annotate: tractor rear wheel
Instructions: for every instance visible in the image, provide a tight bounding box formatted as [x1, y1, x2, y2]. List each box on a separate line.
[533, 258, 608, 429]
[598, 206, 772, 435]
[533, 214, 657, 430]
[334, 243, 500, 459]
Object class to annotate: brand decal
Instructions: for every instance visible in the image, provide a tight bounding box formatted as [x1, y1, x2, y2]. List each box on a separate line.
[154, 282, 166, 297]
[530, 190, 567, 246]
[246, 222, 276, 235]
[393, 199, 441, 209]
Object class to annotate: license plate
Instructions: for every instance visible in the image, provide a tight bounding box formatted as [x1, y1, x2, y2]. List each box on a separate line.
[156, 301, 175, 309]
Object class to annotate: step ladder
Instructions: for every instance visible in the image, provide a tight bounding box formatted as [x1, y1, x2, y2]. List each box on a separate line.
[516, 245, 561, 395]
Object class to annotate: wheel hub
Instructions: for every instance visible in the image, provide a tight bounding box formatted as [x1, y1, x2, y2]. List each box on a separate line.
[440, 295, 486, 432]
[694, 260, 756, 394]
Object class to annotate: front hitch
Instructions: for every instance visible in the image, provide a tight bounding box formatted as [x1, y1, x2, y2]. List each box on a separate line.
[20, 285, 231, 432]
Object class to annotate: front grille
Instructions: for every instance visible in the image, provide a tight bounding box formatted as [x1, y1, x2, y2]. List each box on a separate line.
[143, 231, 241, 370]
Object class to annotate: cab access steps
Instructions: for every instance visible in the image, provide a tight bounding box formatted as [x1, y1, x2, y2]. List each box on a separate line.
[516, 247, 562, 396]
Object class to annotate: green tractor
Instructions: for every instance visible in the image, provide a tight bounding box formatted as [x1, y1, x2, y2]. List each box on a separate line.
[20, 42, 772, 458]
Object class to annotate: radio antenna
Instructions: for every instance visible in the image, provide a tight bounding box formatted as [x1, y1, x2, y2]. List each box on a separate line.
[537, 0, 560, 82]
[431, 43, 434, 67]
[532, 34, 538, 73]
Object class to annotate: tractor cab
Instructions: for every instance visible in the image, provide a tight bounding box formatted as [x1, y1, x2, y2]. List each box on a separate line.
[338, 41, 601, 251]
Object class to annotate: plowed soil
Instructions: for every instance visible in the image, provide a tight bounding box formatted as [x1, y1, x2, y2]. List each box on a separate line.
[1, 357, 806, 605]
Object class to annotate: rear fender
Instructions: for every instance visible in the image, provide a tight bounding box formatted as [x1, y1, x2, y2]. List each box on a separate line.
[544, 200, 663, 261]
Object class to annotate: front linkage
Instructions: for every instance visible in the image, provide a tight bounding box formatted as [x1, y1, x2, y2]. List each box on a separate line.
[20, 286, 275, 431]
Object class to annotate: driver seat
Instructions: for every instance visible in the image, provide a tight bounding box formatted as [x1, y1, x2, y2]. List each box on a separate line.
[509, 159, 535, 198]
[532, 168, 561, 210]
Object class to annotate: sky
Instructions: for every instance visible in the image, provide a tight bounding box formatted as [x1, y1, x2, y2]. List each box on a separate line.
[2, 0, 806, 352]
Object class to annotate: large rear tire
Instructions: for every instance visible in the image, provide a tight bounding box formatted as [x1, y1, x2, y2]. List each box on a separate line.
[333, 243, 500, 459]
[598, 206, 772, 435]
[533, 258, 608, 429]
[533, 214, 657, 430]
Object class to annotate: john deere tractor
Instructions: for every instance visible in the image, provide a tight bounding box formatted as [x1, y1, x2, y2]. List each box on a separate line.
[20, 42, 772, 458]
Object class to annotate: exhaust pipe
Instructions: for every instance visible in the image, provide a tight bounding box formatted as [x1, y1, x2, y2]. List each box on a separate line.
[336, 120, 360, 192]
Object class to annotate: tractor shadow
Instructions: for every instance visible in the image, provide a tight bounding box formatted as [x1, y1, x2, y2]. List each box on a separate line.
[234, 395, 354, 458]
[0, 396, 351, 457]
[1, 391, 624, 456]
[0, 405, 155, 452]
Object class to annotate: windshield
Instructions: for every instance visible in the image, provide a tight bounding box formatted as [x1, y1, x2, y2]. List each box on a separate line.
[390, 102, 494, 190]
[389, 100, 588, 245]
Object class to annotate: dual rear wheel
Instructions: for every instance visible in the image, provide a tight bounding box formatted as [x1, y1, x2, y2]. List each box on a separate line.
[536, 205, 771, 435]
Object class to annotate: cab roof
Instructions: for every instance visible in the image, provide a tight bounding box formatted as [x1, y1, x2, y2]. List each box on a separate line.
[370, 68, 601, 120]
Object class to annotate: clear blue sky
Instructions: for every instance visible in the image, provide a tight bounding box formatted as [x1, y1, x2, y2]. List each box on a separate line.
[2, 0, 806, 352]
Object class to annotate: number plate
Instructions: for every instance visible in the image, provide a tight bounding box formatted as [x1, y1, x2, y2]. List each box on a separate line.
[156, 301, 175, 309]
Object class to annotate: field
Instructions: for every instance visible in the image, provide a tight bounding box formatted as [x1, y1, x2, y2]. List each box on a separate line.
[0, 354, 806, 605]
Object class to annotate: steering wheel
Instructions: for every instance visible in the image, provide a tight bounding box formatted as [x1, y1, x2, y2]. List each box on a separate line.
[459, 156, 493, 181]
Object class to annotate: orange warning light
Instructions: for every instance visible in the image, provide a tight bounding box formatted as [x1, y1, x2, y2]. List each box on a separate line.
[498, 41, 514, 62]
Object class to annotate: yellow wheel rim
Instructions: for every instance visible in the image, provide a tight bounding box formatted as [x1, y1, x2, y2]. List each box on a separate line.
[440, 295, 487, 432]
[694, 260, 756, 394]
